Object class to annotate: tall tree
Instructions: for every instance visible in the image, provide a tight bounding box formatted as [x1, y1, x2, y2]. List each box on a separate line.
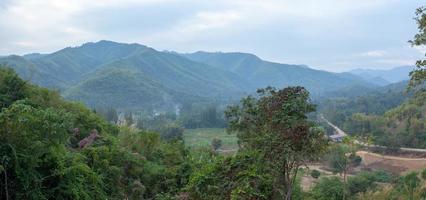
[0, 66, 27, 110]
[226, 86, 328, 200]
[409, 6, 426, 88]
[326, 141, 361, 200]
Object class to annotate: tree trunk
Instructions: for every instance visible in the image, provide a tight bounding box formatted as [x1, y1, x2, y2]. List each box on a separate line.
[285, 186, 292, 200]
[343, 169, 347, 200]
[4, 168, 8, 200]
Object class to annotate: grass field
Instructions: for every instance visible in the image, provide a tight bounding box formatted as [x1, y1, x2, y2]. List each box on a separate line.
[183, 128, 238, 151]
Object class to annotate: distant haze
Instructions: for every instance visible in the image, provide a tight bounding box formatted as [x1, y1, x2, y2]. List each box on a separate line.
[0, 0, 424, 72]
[349, 66, 413, 84]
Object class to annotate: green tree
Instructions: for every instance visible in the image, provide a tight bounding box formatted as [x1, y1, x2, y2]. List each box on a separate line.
[158, 123, 184, 141]
[311, 177, 344, 200]
[421, 168, 426, 180]
[226, 87, 328, 200]
[211, 138, 222, 151]
[399, 172, 421, 200]
[0, 66, 27, 110]
[409, 6, 426, 88]
[326, 142, 361, 200]
[185, 151, 273, 200]
[347, 172, 377, 196]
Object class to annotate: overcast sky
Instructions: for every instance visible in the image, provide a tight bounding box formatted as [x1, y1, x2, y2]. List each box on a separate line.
[0, 0, 424, 72]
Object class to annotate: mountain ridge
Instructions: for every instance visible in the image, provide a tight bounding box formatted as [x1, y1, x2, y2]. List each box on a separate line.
[0, 40, 387, 110]
[348, 66, 413, 84]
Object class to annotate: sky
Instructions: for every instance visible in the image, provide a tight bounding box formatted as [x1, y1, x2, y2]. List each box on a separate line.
[0, 0, 424, 72]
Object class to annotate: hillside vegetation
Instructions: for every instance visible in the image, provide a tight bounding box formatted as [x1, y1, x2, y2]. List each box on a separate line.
[0, 40, 375, 111]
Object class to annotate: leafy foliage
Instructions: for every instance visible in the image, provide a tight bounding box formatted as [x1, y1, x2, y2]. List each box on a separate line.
[310, 170, 320, 179]
[409, 6, 426, 88]
[226, 86, 328, 199]
[311, 177, 344, 200]
[211, 138, 222, 151]
[185, 151, 273, 200]
[0, 68, 191, 199]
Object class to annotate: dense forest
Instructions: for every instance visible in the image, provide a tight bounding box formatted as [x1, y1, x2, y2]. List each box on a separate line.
[1, 64, 426, 199]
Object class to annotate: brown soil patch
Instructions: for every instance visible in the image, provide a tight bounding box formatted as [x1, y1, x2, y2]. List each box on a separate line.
[301, 176, 317, 191]
[357, 151, 426, 174]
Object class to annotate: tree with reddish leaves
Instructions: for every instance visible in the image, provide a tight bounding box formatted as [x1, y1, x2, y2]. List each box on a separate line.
[226, 86, 328, 200]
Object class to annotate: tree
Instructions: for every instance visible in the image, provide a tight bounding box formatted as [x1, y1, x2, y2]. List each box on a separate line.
[211, 138, 222, 151]
[399, 172, 421, 200]
[0, 67, 27, 110]
[226, 86, 328, 200]
[422, 168, 426, 180]
[409, 6, 426, 88]
[347, 172, 377, 196]
[326, 142, 361, 200]
[185, 151, 273, 200]
[158, 123, 184, 141]
[311, 177, 344, 200]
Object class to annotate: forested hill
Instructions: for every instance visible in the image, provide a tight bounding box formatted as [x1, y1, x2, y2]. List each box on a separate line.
[318, 79, 426, 148]
[1, 40, 375, 110]
[182, 51, 372, 95]
[318, 80, 411, 127]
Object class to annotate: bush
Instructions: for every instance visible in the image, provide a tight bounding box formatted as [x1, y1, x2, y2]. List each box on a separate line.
[311, 169, 321, 179]
[211, 138, 222, 151]
[348, 172, 376, 195]
[349, 153, 362, 166]
[311, 177, 344, 200]
[373, 170, 394, 183]
[185, 151, 273, 200]
[159, 124, 184, 141]
[422, 168, 426, 180]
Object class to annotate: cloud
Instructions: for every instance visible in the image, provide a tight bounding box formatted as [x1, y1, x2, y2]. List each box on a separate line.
[0, 0, 421, 72]
[374, 58, 417, 66]
[361, 50, 387, 57]
[0, 0, 393, 53]
[0, 0, 175, 54]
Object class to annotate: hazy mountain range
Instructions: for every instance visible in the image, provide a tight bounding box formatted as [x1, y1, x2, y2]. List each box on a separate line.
[348, 66, 413, 86]
[0, 40, 413, 110]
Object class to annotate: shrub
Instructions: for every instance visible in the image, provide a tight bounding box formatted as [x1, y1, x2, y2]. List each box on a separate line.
[349, 153, 362, 167]
[311, 169, 321, 179]
[311, 177, 344, 200]
[422, 168, 426, 180]
[211, 138, 222, 151]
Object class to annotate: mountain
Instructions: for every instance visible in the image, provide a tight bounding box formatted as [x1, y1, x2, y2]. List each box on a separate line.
[62, 46, 252, 109]
[63, 68, 203, 110]
[0, 55, 67, 89]
[349, 66, 413, 84]
[182, 51, 373, 95]
[0, 41, 250, 110]
[0, 40, 376, 110]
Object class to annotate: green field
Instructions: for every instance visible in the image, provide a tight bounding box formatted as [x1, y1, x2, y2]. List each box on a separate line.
[183, 128, 238, 151]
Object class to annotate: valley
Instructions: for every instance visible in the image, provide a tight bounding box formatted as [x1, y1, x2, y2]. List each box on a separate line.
[0, 1, 425, 199]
